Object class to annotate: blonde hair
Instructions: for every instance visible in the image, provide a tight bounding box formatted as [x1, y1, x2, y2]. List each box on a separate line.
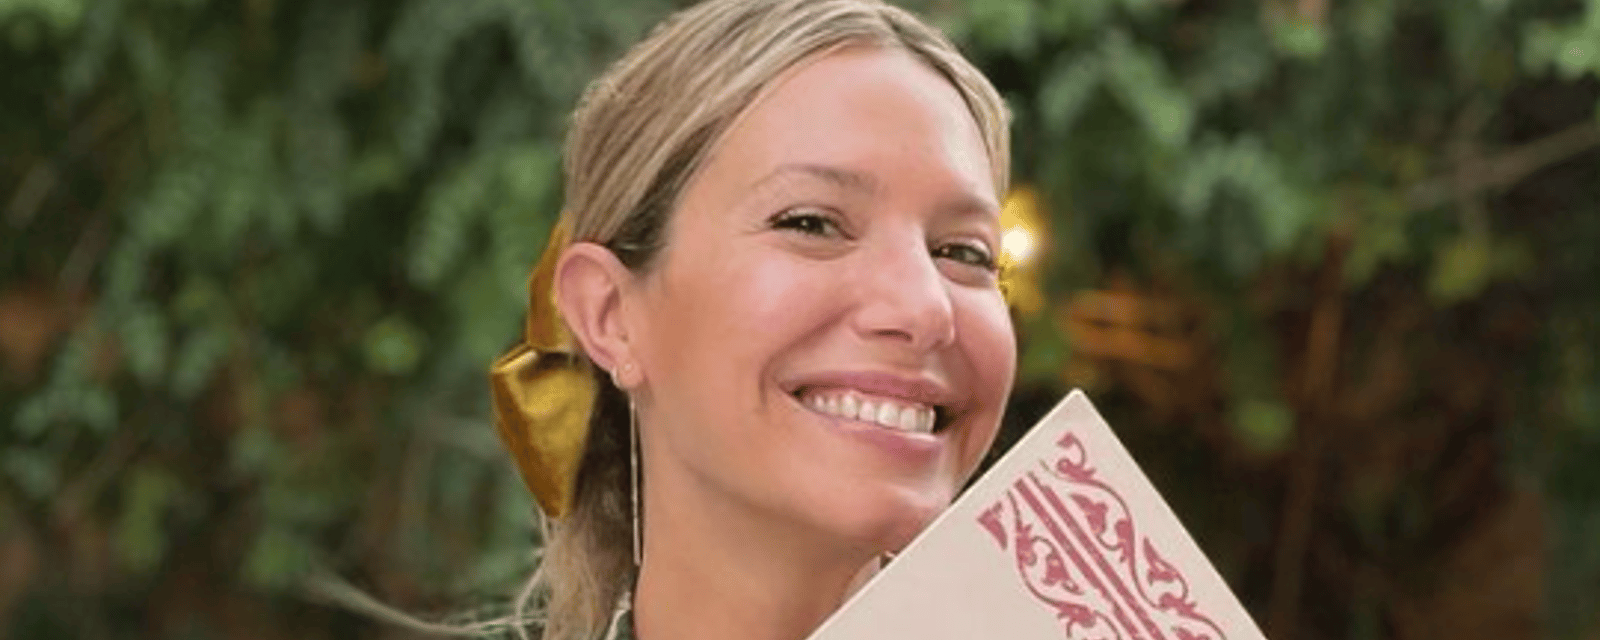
[541, 1, 1011, 638]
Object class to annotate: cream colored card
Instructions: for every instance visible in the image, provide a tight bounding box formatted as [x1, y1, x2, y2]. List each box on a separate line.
[807, 390, 1267, 640]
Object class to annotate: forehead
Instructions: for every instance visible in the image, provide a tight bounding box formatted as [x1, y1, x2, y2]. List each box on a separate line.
[696, 45, 998, 203]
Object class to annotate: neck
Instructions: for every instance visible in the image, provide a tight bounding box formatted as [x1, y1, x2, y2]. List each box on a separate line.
[631, 472, 879, 640]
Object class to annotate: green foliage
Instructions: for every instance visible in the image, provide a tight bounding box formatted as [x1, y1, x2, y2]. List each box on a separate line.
[2, 0, 1598, 638]
[1231, 397, 1294, 455]
[115, 464, 182, 574]
[1521, 0, 1600, 80]
[1, 0, 668, 635]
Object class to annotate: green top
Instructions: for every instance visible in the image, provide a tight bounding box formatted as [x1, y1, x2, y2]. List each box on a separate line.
[611, 610, 635, 640]
[602, 598, 635, 640]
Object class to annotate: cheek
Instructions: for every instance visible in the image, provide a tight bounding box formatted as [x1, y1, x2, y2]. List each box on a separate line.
[641, 245, 841, 408]
[953, 291, 1017, 468]
[975, 297, 1017, 390]
[643, 247, 853, 493]
[705, 248, 847, 347]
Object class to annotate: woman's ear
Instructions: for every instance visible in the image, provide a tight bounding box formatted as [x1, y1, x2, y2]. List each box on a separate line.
[554, 242, 642, 388]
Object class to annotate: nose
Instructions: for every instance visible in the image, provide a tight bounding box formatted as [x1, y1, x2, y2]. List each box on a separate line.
[849, 232, 956, 352]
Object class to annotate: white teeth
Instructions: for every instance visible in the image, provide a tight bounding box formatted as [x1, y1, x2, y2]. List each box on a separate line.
[876, 403, 897, 427]
[798, 389, 937, 434]
[897, 406, 918, 431]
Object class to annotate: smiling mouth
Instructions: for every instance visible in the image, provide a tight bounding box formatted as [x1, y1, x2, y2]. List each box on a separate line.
[791, 387, 950, 435]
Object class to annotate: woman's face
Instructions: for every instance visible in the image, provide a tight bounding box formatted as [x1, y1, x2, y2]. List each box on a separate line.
[628, 46, 1015, 552]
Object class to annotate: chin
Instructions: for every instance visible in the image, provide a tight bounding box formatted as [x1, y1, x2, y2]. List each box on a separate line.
[823, 483, 954, 555]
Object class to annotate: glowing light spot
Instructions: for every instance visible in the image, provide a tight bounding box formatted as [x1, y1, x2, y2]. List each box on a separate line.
[1002, 227, 1035, 264]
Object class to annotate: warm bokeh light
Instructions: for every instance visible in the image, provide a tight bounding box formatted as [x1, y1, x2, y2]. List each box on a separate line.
[998, 187, 1047, 317]
[999, 186, 1044, 269]
[1001, 227, 1035, 264]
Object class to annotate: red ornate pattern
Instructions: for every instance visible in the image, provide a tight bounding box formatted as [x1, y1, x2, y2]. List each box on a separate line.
[976, 433, 1228, 640]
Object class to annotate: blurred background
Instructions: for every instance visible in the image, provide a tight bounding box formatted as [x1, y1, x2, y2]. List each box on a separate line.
[2, 0, 1598, 638]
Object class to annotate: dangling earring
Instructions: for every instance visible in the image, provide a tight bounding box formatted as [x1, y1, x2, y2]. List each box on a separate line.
[610, 361, 643, 570]
[612, 362, 644, 569]
[628, 396, 642, 569]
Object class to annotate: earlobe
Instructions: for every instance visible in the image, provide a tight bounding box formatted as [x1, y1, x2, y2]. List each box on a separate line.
[553, 242, 641, 387]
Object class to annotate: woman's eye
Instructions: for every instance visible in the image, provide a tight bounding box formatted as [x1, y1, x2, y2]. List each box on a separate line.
[933, 242, 997, 271]
[769, 209, 845, 238]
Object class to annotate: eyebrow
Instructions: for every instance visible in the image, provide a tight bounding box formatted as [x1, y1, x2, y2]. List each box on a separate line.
[939, 197, 1003, 225]
[747, 162, 1002, 225]
[750, 163, 879, 195]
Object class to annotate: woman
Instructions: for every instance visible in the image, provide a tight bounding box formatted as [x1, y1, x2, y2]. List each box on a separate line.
[489, 1, 1015, 638]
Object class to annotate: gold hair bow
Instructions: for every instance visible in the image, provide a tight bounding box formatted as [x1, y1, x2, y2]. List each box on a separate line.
[489, 218, 596, 518]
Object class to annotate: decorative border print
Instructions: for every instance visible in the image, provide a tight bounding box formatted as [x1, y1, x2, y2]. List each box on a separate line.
[977, 431, 1227, 640]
